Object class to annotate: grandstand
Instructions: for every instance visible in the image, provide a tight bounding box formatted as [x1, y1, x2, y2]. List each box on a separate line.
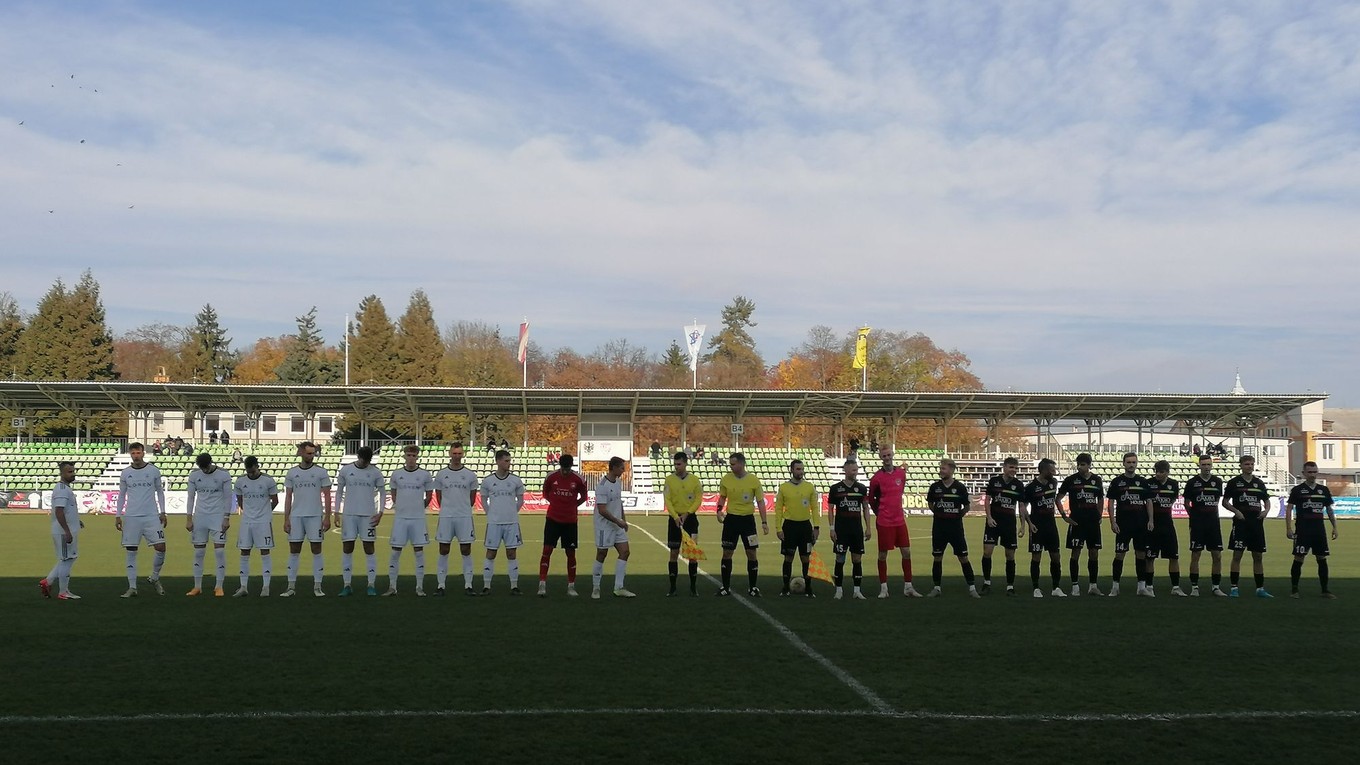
[366, 444, 559, 489]
[0, 442, 120, 493]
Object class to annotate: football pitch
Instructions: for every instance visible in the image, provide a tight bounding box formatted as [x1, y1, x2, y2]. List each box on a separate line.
[1, 513, 1357, 764]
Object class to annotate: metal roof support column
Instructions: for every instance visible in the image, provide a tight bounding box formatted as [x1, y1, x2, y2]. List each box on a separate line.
[784, 416, 792, 451]
[415, 415, 423, 447]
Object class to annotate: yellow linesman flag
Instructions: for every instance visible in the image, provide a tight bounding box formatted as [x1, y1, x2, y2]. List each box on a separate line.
[680, 531, 707, 561]
[852, 326, 870, 369]
[807, 550, 835, 584]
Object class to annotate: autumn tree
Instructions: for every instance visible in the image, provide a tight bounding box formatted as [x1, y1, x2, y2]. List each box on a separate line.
[234, 337, 290, 384]
[114, 323, 187, 381]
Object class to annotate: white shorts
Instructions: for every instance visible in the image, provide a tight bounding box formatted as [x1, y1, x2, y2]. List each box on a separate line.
[485, 522, 522, 550]
[287, 515, 324, 543]
[595, 521, 629, 550]
[237, 522, 275, 551]
[53, 533, 79, 561]
[341, 514, 379, 543]
[121, 516, 165, 548]
[435, 515, 475, 544]
[191, 515, 228, 546]
[390, 517, 430, 548]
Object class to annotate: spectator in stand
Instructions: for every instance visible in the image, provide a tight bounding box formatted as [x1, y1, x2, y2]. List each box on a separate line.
[220, 431, 230, 446]
[231, 447, 244, 465]
[650, 441, 663, 460]
[694, 445, 705, 460]
[500, 438, 510, 451]
[208, 430, 218, 445]
[1193, 444, 1202, 457]
[485, 437, 496, 452]
[848, 437, 861, 461]
[151, 440, 163, 456]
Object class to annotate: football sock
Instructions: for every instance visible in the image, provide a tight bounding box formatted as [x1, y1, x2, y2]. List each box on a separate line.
[1290, 560, 1302, 591]
[193, 547, 206, 588]
[58, 559, 72, 592]
[1087, 559, 1098, 584]
[782, 560, 793, 589]
[1069, 558, 1079, 586]
[312, 555, 324, 586]
[240, 556, 249, 588]
[932, 560, 943, 587]
[215, 548, 226, 585]
[1254, 572, 1264, 589]
[833, 555, 845, 587]
[1005, 559, 1015, 586]
[389, 549, 401, 586]
[126, 551, 139, 587]
[688, 560, 699, 591]
[668, 561, 678, 592]
[851, 561, 863, 589]
[508, 559, 519, 587]
[981, 557, 992, 584]
[342, 552, 353, 585]
[152, 550, 165, 579]
[901, 558, 913, 583]
[414, 549, 425, 586]
[366, 553, 377, 586]
[261, 555, 272, 587]
[566, 549, 577, 584]
[287, 553, 299, 584]
[747, 560, 759, 589]
[614, 559, 628, 590]
[961, 560, 976, 586]
[463, 554, 475, 588]
[1170, 570, 1180, 587]
[539, 545, 552, 582]
[1050, 560, 1062, 589]
[801, 557, 810, 580]
[592, 560, 604, 590]
[1189, 572, 1200, 587]
[1111, 558, 1123, 583]
[1319, 559, 1330, 592]
[877, 560, 888, 584]
[1211, 572, 1221, 587]
[1030, 560, 1041, 589]
[482, 559, 493, 589]
[721, 558, 733, 589]
[437, 553, 449, 588]
[1143, 564, 1154, 587]
[46, 562, 60, 585]
[1230, 570, 1240, 587]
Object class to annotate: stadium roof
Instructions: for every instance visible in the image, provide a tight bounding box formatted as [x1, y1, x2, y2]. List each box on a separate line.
[0, 381, 1326, 426]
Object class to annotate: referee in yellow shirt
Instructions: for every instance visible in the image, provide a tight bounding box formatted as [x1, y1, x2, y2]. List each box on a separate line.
[664, 451, 703, 596]
[775, 459, 821, 597]
[716, 453, 769, 597]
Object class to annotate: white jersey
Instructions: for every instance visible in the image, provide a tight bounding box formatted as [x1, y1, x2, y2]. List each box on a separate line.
[187, 467, 233, 516]
[390, 467, 433, 519]
[595, 476, 624, 525]
[285, 464, 332, 517]
[337, 463, 385, 516]
[434, 466, 478, 518]
[118, 463, 164, 517]
[50, 481, 79, 535]
[234, 473, 278, 524]
[480, 472, 525, 525]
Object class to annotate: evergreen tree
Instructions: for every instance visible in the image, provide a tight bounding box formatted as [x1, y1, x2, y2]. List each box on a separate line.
[16, 272, 116, 380]
[702, 295, 763, 372]
[394, 289, 442, 386]
[0, 291, 23, 379]
[349, 295, 398, 384]
[174, 303, 237, 382]
[276, 307, 326, 383]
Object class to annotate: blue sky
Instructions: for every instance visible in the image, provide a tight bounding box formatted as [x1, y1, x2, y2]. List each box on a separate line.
[1, 1, 1356, 403]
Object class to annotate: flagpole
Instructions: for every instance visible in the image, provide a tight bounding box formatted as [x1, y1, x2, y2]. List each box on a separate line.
[521, 316, 528, 388]
[692, 317, 698, 389]
[344, 313, 350, 386]
[862, 328, 867, 392]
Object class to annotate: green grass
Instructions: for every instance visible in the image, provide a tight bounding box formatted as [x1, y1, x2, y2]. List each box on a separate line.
[1, 513, 1357, 764]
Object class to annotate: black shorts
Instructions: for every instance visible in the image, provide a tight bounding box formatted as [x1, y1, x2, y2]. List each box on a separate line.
[1228, 516, 1267, 554]
[1188, 514, 1223, 552]
[832, 517, 865, 556]
[1292, 524, 1329, 557]
[1028, 516, 1060, 554]
[1147, 518, 1179, 559]
[542, 518, 578, 550]
[720, 514, 759, 550]
[1065, 512, 1103, 551]
[666, 513, 700, 550]
[1113, 510, 1150, 554]
[932, 520, 968, 556]
[982, 514, 1017, 550]
[780, 520, 815, 556]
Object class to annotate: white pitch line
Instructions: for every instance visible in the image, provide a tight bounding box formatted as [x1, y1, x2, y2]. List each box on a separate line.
[1, 707, 1357, 726]
[632, 522, 894, 714]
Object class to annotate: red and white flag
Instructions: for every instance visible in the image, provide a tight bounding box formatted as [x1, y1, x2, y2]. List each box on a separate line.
[517, 321, 530, 364]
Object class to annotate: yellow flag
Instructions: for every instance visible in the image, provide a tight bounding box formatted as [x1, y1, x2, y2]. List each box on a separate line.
[852, 326, 870, 369]
[680, 531, 707, 561]
[807, 550, 835, 584]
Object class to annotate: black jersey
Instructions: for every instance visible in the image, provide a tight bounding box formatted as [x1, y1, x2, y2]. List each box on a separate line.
[1287, 483, 1334, 524]
[1058, 472, 1104, 514]
[984, 475, 1026, 517]
[1107, 473, 1153, 514]
[1023, 477, 1058, 518]
[927, 480, 970, 520]
[1225, 475, 1271, 519]
[1149, 478, 1179, 516]
[1182, 475, 1224, 515]
[827, 480, 869, 520]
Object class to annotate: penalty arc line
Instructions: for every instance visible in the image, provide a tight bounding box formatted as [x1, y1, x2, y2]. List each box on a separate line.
[2, 707, 1358, 726]
[631, 522, 894, 714]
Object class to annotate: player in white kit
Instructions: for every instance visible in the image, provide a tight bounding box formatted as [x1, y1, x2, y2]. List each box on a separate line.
[185, 452, 234, 597]
[480, 449, 525, 595]
[592, 457, 636, 599]
[336, 445, 385, 597]
[433, 441, 479, 596]
[385, 445, 434, 596]
[39, 461, 83, 600]
[233, 456, 279, 596]
[282, 441, 333, 597]
[117, 442, 168, 598]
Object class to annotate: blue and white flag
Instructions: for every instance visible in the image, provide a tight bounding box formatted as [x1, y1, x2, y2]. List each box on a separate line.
[683, 323, 706, 372]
